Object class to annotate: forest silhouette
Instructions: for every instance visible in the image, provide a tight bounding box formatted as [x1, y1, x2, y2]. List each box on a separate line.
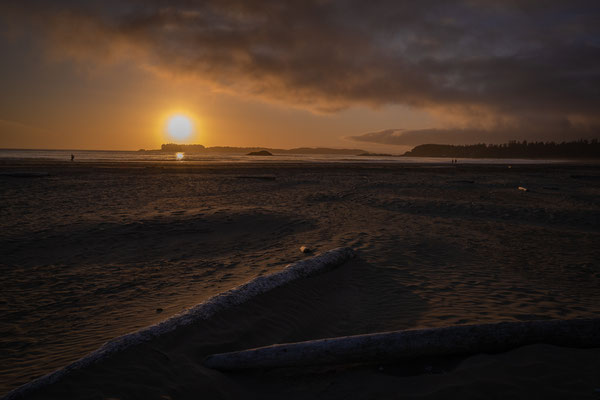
[403, 140, 600, 159]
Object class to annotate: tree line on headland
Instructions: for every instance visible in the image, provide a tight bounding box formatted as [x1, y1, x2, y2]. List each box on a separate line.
[402, 140, 600, 159]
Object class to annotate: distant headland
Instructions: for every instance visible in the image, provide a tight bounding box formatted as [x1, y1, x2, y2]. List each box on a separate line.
[140, 144, 368, 155]
[138, 140, 600, 159]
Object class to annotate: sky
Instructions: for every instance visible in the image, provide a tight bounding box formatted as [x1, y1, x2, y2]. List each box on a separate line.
[1, 1, 599, 152]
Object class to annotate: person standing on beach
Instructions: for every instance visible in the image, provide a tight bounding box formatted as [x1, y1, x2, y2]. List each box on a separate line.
[71, 154, 74, 162]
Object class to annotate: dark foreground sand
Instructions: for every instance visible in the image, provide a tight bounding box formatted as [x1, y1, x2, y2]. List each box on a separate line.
[1, 160, 599, 398]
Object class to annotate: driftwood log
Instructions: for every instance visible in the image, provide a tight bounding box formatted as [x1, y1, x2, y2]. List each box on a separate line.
[203, 318, 600, 370]
[3, 248, 355, 400]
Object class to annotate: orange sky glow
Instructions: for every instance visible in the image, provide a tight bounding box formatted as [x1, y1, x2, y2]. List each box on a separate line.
[0, 47, 431, 153]
[1, 2, 598, 152]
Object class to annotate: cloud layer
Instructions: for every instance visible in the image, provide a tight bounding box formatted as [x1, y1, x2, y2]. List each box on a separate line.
[3, 0, 600, 142]
[349, 122, 600, 146]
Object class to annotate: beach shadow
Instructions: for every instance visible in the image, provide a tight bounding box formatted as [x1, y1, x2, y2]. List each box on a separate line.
[174, 256, 429, 357]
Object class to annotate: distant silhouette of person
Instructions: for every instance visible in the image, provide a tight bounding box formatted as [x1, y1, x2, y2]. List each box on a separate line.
[71, 154, 74, 162]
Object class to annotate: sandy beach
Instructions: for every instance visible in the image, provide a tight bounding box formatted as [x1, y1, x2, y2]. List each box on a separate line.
[1, 160, 599, 399]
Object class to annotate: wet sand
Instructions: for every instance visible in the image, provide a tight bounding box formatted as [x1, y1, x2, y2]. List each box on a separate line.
[1, 160, 599, 398]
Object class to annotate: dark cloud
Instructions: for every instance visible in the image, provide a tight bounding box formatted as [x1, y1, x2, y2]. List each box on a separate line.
[2, 0, 600, 139]
[349, 129, 490, 146]
[350, 121, 600, 146]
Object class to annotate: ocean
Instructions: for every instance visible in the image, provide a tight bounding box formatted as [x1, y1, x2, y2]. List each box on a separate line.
[0, 148, 573, 164]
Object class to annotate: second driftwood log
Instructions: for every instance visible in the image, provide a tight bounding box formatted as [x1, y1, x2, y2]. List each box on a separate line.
[203, 318, 600, 370]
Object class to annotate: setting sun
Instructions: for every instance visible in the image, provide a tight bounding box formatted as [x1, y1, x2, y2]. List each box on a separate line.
[166, 115, 193, 141]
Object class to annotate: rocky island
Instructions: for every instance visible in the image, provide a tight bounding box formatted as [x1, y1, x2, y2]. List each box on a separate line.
[246, 150, 273, 156]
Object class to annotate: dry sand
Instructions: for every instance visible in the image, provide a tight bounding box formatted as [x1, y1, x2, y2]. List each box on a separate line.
[1, 160, 599, 398]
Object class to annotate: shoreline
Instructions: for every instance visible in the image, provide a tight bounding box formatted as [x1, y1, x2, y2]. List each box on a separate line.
[1, 159, 598, 170]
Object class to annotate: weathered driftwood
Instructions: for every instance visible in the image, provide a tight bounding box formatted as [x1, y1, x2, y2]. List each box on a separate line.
[203, 318, 600, 370]
[3, 247, 355, 400]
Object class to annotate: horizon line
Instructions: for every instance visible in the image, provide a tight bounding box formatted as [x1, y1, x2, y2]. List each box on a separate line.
[0, 144, 372, 152]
